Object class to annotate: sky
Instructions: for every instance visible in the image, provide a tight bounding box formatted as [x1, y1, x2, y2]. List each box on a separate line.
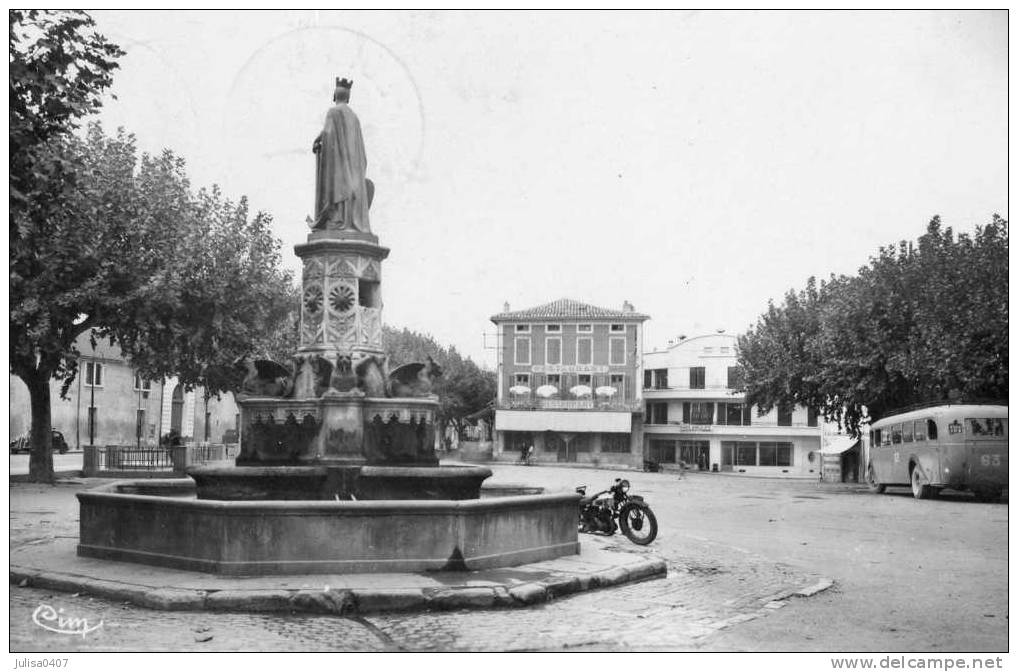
[86, 10, 1008, 369]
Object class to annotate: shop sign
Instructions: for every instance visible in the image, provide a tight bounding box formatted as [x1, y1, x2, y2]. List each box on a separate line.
[540, 400, 595, 410]
[532, 365, 609, 374]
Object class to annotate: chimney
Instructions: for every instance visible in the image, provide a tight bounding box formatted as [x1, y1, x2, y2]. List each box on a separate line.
[716, 328, 725, 334]
[678, 335, 686, 341]
[622, 300, 634, 313]
[503, 301, 510, 313]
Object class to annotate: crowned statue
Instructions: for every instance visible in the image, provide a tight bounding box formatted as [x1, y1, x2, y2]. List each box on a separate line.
[311, 77, 374, 233]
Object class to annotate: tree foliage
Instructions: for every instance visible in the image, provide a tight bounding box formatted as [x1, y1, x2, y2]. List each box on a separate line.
[382, 326, 496, 437]
[10, 10, 124, 226]
[10, 11, 296, 481]
[737, 216, 1008, 437]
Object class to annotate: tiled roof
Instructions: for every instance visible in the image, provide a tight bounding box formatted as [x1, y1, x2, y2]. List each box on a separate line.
[490, 298, 649, 322]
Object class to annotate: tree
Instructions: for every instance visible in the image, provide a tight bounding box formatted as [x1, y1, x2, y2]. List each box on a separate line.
[382, 326, 496, 439]
[11, 10, 124, 481]
[11, 120, 296, 481]
[737, 216, 1008, 437]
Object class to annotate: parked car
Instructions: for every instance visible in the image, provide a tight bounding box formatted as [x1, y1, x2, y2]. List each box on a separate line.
[9, 429, 69, 454]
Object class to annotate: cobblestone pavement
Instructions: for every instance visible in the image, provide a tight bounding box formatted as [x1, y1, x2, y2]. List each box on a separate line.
[367, 539, 816, 652]
[10, 587, 391, 652]
[11, 536, 814, 653]
[10, 467, 827, 652]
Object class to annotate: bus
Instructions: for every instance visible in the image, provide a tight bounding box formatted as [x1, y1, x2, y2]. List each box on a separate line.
[866, 403, 1007, 501]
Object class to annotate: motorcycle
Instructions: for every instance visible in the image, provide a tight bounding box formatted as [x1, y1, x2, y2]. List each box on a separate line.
[576, 477, 658, 545]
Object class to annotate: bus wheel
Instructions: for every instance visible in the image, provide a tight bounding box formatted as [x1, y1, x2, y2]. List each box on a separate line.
[910, 466, 933, 500]
[866, 466, 886, 494]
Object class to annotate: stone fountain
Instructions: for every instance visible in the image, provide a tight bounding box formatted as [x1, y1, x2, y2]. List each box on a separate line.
[76, 78, 579, 575]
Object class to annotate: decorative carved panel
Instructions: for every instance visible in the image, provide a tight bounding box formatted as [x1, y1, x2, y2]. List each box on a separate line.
[361, 307, 382, 347]
[362, 259, 381, 281]
[327, 312, 357, 348]
[327, 255, 358, 278]
[303, 258, 324, 282]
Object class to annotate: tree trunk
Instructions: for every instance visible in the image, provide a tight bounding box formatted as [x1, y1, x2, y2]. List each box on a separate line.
[25, 370, 55, 483]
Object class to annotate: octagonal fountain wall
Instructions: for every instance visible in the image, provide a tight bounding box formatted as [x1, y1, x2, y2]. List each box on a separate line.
[77, 480, 579, 575]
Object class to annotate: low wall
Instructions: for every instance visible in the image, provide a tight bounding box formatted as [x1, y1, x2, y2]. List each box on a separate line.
[77, 480, 580, 575]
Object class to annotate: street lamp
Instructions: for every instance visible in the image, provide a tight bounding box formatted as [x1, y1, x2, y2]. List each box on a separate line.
[88, 344, 95, 447]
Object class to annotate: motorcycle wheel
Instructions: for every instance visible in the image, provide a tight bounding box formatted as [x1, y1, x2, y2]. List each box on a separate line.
[619, 503, 658, 545]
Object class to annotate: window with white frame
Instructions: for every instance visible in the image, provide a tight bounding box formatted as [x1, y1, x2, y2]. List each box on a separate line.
[514, 337, 531, 365]
[85, 362, 104, 387]
[576, 324, 592, 333]
[610, 324, 625, 332]
[545, 337, 562, 365]
[576, 338, 592, 365]
[514, 324, 531, 333]
[609, 337, 626, 365]
[545, 324, 561, 333]
[134, 374, 152, 392]
[514, 373, 531, 387]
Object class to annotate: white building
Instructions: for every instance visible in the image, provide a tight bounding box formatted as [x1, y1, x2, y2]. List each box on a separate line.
[642, 332, 822, 478]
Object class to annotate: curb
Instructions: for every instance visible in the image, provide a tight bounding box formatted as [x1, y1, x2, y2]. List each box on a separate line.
[793, 577, 835, 598]
[9, 470, 84, 483]
[707, 576, 836, 631]
[10, 558, 668, 616]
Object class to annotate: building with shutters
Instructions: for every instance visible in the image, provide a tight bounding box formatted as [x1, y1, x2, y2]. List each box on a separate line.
[642, 332, 823, 478]
[9, 331, 240, 449]
[490, 298, 649, 467]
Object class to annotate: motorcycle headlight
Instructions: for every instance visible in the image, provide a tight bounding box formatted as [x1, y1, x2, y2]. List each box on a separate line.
[619, 479, 630, 493]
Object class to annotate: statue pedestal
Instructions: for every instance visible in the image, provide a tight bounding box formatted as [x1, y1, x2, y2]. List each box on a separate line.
[294, 234, 390, 358]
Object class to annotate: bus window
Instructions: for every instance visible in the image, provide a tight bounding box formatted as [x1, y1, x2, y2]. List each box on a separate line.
[872, 429, 881, 447]
[881, 429, 891, 446]
[926, 419, 938, 441]
[902, 422, 913, 442]
[890, 424, 902, 444]
[913, 420, 926, 442]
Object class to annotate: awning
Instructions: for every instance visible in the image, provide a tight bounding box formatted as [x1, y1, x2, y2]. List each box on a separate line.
[496, 410, 632, 433]
[821, 436, 859, 455]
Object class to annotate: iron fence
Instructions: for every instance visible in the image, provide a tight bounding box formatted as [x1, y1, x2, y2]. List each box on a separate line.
[100, 445, 176, 471]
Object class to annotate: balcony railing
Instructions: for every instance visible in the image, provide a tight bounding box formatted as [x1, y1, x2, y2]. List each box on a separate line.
[644, 420, 818, 430]
[499, 397, 642, 412]
[643, 383, 737, 392]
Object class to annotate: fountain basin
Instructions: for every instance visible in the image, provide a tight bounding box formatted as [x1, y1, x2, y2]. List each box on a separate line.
[355, 465, 492, 500]
[186, 464, 493, 501]
[77, 479, 580, 575]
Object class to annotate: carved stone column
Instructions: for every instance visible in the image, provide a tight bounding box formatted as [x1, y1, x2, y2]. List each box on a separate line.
[295, 230, 389, 359]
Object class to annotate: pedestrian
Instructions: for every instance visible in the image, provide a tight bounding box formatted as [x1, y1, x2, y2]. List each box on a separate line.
[526, 444, 534, 465]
